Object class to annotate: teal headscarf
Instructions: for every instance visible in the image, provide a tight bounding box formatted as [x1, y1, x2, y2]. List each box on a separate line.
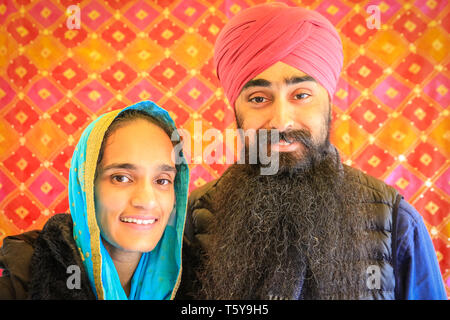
[68, 101, 189, 300]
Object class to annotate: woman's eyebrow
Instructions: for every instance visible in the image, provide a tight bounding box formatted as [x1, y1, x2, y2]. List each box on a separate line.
[101, 163, 137, 172]
[157, 164, 177, 174]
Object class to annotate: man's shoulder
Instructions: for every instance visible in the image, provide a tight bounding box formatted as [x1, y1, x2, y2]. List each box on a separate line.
[188, 178, 219, 210]
[343, 164, 400, 205]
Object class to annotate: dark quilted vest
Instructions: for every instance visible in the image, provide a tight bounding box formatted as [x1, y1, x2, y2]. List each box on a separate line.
[186, 164, 402, 300]
[343, 164, 401, 300]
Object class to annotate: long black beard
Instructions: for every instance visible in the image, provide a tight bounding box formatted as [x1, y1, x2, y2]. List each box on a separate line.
[196, 149, 376, 300]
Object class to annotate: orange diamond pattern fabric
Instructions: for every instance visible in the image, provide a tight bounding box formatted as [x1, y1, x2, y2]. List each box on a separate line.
[0, 0, 448, 297]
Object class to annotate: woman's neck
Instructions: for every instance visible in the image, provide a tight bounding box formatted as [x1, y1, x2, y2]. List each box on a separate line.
[102, 239, 142, 297]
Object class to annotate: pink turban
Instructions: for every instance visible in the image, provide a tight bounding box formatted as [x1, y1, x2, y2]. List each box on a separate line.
[214, 3, 344, 107]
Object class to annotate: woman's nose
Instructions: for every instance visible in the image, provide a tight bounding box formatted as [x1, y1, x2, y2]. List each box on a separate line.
[130, 182, 157, 209]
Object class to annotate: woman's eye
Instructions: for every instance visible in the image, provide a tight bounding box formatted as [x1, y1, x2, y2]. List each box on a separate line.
[249, 96, 268, 103]
[111, 175, 131, 183]
[156, 178, 172, 186]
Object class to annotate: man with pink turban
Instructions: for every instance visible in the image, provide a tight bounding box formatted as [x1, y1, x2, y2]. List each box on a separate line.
[178, 3, 446, 300]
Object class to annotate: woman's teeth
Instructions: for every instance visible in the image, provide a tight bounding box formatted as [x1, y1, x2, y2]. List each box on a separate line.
[120, 217, 156, 225]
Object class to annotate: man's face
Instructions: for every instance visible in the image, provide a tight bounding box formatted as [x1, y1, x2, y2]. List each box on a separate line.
[235, 61, 331, 166]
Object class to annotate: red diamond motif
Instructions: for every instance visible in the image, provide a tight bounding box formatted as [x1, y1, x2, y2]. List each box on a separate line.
[392, 10, 427, 43]
[218, 0, 249, 18]
[53, 23, 87, 48]
[103, 0, 132, 10]
[402, 97, 439, 131]
[385, 165, 423, 200]
[0, 77, 16, 109]
[125, 79, 163, 104]
[413, 189, 448, 227]
[53, 195, 69, 215]
[3, 146, 41, 182]
[333, 78, 360, 111]
[81, 0, 112, 31]
[201, 99, 234, 130]
[341, 13, 377, 45]
[52, 145, 74, 179]
[27, 78, 63, 111]
[52, 58, 88, 90]
[150, 58, 187, 89]
[346, 56, 383, 88]
[198, 15, 225, 44]
[172, 0, 207, 26]
[75, 80, 113, 112]
[51, 101, 90, 135]
[188, 165, 214, 193]
[363, 1, 402, 23]
[0, 170, 16, 203]
[123, 0, 158, 29]
[7, 55, 38, 88]
[423, 74, 449, 107]
[200, 58, 219, 87]
[28, 169, 65, 207]
[0, 1, 17, 24]
[101, 61, 137, 91]
[442, 11, 450, 34]
[162, 99, 190, 127]
[4, 100, 40, 134]
[101, 21, 136, 51]
[354, 144, 395, 178]
[149, 19, 184, 47]
[432, 238, 450, 273]
[407, 142, 447, 178]
[316, 1, 351, 25]
[435, 167, 450, 195]
[29, 0, 62, 28]
[176, 77, 213, 111]
[414, 0, 447, 19]
[349, 99, 388, 134]
[7, 17, 38, 45]
[395, 54, 434, 85]
[373, 76, 410, 109]
[4, 194, 40, 230]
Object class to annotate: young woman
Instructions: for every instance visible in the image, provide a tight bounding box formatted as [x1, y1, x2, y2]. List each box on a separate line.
[0, 101, 189, 299]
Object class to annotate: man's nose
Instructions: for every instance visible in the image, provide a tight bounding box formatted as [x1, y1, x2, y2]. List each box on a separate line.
[268, 98, 295, 132]
[131, 181, 157, 209]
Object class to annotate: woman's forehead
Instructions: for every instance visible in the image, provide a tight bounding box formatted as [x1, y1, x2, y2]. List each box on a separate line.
[101, 119, 175, 166]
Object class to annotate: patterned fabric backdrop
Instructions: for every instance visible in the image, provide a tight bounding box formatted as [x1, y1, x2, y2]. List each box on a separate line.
[0, 0, 448, 297]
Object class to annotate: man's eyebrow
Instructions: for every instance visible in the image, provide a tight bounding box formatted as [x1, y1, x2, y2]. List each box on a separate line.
[241, 78, 272, 91]
[285, 75, 317, 85]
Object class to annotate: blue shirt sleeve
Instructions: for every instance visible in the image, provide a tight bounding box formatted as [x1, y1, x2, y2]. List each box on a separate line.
[394, 198, 447, 300]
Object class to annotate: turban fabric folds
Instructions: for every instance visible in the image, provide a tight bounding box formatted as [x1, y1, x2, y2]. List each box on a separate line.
[214, 3, 344, 107]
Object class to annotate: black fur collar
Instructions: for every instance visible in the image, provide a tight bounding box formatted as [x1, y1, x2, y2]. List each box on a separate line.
[29, 214, 96, 300]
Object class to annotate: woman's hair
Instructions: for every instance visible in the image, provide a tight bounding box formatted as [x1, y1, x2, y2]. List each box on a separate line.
[95, 109, 177, 180]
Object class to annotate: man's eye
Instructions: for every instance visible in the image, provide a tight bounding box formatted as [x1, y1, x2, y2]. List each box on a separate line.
[249, 96, 268, 103]
[111, 175, 131, 183]
[294, 93, 310, 99]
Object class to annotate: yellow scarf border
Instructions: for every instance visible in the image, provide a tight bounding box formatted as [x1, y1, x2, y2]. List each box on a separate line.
[84, 109, 121, 300]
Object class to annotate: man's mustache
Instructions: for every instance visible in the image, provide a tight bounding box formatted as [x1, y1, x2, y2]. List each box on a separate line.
[258, 129, 314, 150]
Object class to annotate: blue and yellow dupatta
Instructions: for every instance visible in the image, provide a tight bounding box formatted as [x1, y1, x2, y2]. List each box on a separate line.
[68, 101, 189, 300]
